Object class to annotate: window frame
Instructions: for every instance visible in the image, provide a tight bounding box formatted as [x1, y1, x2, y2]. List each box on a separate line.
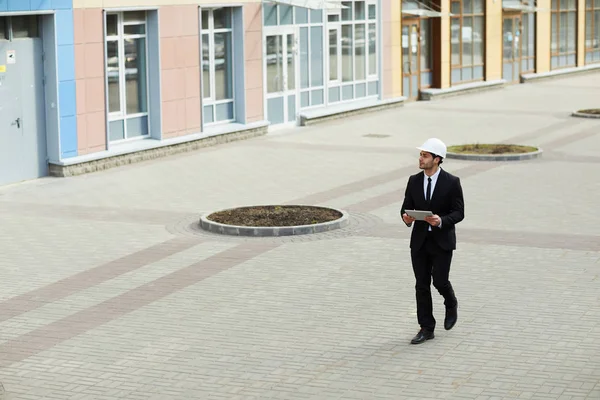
[201, 8, 236, 125]
[105, 11, 150, 142]
[585, 0, 600, 64]
[326, 0, 379, 105]
[551, 0, 578, 69]
[450, 0, 486, 85]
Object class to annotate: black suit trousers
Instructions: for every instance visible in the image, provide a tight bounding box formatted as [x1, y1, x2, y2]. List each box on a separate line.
[411, 231, 457, 331]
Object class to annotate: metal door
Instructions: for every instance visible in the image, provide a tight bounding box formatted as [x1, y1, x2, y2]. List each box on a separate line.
[264, 27, 298, 125]
[0, 19, 47, 186]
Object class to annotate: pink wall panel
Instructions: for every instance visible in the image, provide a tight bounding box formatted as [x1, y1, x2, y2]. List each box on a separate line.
[160, 5, 201, 139]
[74, 8, 107, 155]
[243, 2, 264, 123]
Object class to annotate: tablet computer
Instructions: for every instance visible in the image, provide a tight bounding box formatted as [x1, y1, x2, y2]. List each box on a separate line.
[404, 210, 433, 221]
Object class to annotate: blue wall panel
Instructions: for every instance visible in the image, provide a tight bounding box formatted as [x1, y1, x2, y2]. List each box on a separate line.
[58, 80, 76, 118]
[59, 116, 77, 158]
[31, 0, 52, 10]
[7, 0, 29, 11]
[51, 0, 72, 9]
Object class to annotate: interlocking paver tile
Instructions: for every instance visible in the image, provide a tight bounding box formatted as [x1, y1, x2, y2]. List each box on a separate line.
[0, 74, 599, 400]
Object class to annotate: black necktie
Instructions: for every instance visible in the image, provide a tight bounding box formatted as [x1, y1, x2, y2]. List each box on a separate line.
[426, 177, 432, 203]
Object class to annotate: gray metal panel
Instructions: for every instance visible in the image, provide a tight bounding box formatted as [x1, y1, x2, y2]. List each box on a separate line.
[42, 14, 59, 164]
[147, 10, 162, 140]
[0, 37, 48, 186]
[233, 7, 246, 123]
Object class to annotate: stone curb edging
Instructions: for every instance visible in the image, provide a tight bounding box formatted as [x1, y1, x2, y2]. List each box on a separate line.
[571, 111, 600, 119]
[446, 148, 543, 161]
[199, 206, 350, 237]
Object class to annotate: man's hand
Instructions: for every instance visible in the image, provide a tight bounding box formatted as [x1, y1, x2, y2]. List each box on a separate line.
[402, 213, 416, 226]
[424, 214, 441, 227]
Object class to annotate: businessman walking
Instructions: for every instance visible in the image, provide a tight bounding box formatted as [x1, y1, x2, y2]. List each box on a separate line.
[401, 138, 465, 344]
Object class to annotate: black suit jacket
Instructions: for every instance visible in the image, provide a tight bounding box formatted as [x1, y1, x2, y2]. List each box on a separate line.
[400, 169, 465, 251]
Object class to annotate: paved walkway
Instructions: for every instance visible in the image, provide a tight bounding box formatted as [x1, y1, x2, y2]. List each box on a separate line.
[0, 74, 599, 400]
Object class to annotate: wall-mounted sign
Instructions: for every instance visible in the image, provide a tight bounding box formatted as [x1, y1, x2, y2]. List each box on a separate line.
[0, 65, 5, 73]
[7, 50, 16, 64]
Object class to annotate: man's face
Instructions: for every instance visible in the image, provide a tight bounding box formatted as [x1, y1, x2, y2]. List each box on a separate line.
[419, 151, 437, 170]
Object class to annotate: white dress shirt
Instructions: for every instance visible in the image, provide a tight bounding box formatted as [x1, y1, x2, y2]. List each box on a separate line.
[424, 168, 442, 230]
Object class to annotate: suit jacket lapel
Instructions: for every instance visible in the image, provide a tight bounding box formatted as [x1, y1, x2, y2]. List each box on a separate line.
[429, 169, 447, 205]
[415, 171, 426, 205]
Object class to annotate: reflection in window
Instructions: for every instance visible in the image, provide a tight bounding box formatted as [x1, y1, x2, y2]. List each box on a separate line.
[450, 0, 485, 84]
[202, 8, 235, 123]
[105, 11, 149, 141]
[585, 0, 600, 63]
[551, 0, 577, 69]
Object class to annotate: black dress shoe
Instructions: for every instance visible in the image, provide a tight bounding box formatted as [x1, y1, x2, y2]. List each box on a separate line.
[410, 328, 434, 344]
[444, 305, 458, 330]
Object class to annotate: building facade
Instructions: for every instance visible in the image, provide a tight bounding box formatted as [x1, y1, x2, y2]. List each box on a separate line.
[0, 0, 599, 186]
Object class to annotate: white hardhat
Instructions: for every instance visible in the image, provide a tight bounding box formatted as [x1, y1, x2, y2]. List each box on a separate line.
[417, 138, 447, 159]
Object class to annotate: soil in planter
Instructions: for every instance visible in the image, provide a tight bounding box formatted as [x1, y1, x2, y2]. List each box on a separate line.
[207, 206, 342, 227]
[447, 144, 537, 155]
[578, 109, 600, 115]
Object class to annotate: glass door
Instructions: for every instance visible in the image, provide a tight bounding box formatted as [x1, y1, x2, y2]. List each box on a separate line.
[402, 19, 431, 100]
[502, 15, 522, 83]
[265, 28, 298, 125]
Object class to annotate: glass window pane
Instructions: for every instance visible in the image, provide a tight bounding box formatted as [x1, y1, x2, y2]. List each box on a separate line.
[474, 16, 484, 64]
[451, 18, 461, 65]
[264, 3, 278, 26]
[329, 29, 338, 81]
[355, 1, 366, 19]
[329, 86, 340, 102]
[296, 7, 308, 24]
[107, 41, 120, 113]
[551, 13, 558, 52]
[266, 35, 283, 93]
[522, 15, 529, 57]
[342, 2, 352, 20]
[12, 15, 39, 38]
[451, 1, 461, 14]
[369, 23, 377, 75]
[300, 27, 309, 88]
[567, 0, 576, 9]
[552, 0, 558, 9]
[355, 24, 366, 80]
[0, 17, 7, 40]
[124, 11, 146, 23]
[126, 116, 149, 138]
[109, 120, 125, 141]
[368, 81, 378, 95]
[203, 105, 214, 123]
[355, 82, 366, 97]
[215, 102, 234, 121]
[106, 14, 118, 36]
[124, 38, 148, 114]
[559, 12, 567, 52]
[124, 25, 145, 35]
[328, 14, 340, 22]
[586, 11, 592, 48]
[213, 8, 231, 29]
[311, 89, 324, 105]
[310, 9, 323, 23]
[474, 0, 484, 13]
[420, 20, 430, 71]
[202, 34, 211, 99]
[503, 17, 513, 61]
[301, 91, 309, 107]
[280, 5, 293, 25]
[287, 33, 296, 90]
[202, 10, 209, 30]
[464, 0, 473, 14]
[214, 32, 233, 100]
[568, 12, 577, 52]
[342, 25, 353, 81]
[462, 17, 473, 66]
[311, 26, 323, 86]
[342, 84, 353, 100]
[369, 4, 376, 19]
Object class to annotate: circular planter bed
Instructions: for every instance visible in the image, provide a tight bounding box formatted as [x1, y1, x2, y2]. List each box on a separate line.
[572, 109, 600, 119]
[199, 205, 349, 237]
[446, 143, 542, 161]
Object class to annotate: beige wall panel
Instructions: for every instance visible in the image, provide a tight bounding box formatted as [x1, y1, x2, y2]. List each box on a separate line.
[577, 0, 585, 66]
[440, 0, 450, 88]
[536, 0, 551, 73]
[485, 0, 502, 80]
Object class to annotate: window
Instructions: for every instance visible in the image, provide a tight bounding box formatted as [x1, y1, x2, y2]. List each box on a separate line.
[585, 0, 600, 63]
[521, 12, 536, 73]
[551, 0, 577, 69]
[202, 8, 234, 124]
[450, 0, 485, 84]
[0, 16, 39, 40]
[105, 11, 149, 142]
[328, 0, 379, 103]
